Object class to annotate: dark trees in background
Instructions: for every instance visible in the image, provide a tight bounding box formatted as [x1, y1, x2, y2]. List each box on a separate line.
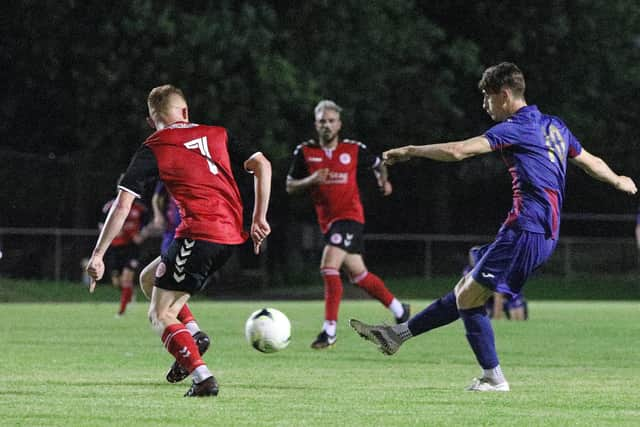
[2, 0, 638, 234]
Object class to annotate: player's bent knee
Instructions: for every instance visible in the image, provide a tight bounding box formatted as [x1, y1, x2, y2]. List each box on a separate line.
[455, 277, 492, 310]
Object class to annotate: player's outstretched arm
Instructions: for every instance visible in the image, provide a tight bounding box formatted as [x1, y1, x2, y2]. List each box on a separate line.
[86, 190, 136, 292]
[569, 149, 637, 195]
[383, 136, 492, 165]
[245, 153, 272, 254]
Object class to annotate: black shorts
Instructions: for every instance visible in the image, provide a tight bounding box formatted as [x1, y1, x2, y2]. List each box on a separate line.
[323, 220, 364, 254]
[155, 238, 233, 295]
[105, 244, 140, 275]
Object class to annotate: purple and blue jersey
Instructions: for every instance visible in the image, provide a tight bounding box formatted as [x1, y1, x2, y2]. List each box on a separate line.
[154, 181, 182, 253]
[485, 105, 582, 239]
[471, 105, 583, 297]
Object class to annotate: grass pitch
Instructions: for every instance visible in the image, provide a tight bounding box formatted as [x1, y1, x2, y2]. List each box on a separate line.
[1, 299, 638, 426]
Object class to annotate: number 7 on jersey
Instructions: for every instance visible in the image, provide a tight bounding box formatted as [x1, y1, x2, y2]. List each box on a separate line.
[184, 137, 219, 175]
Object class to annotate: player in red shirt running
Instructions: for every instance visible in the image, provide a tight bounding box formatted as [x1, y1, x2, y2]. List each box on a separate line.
[100, 193, 146, 317]
[86, 84, 271, 397]
[287, 100, 410, 349]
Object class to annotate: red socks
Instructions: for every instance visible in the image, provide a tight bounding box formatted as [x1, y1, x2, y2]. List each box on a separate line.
[321, 268, 343, 321]
[177, 304, 195, 324]
[352, 271, 394, 307]
[161, 324, 204, 373]
[118, 286, 133, 315]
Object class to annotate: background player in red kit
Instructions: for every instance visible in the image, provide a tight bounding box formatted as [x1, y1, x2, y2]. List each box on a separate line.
[286, 100, 409, 349]
[86, 84, 272, 397]
[100, 192, 146, 317]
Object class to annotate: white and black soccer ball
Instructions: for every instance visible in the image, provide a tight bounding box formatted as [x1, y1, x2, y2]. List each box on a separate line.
[245, 308, 291, 353]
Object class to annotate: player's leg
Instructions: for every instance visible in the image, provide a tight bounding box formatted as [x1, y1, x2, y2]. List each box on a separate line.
[343, 254, 409, 323]
[116, 266, 136, 316]
[311, 244, 347, 349]
[139, 257, 160, 300]
[455, 275, 509, 391]
[152, 239, 232, 396]
[506, 294, 527, 320]
[350, 276, 462, 355]
[149, 286, 217, 396]
[458, 228, 551, 391]
[491, 292, 505, 320]
[140, 256, 210, 382]
[166, 302, 211, 383]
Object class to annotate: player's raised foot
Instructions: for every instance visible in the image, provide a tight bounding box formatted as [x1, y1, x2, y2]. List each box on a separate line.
[349, 319, 402, 355]
[465, 377, 510, 392]
[395, 303, 411, 324]
[310, 330, 336, 349]
[166, 331, 211, 383]
[184, 375, 219, 397]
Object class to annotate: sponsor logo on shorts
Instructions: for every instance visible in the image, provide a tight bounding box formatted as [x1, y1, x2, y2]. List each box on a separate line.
[481, 272, 496, 279]
[330, 233, 343, 245]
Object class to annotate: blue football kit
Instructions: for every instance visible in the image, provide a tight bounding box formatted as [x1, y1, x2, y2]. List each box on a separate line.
[470, 105, 583, 297]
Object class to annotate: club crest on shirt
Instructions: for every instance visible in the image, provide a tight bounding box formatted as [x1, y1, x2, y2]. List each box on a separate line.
[330, 233, 343, 245]
[155, 262, 167, 278]
[339, 153, 351, 165]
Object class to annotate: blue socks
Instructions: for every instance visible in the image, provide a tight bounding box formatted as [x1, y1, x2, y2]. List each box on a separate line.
[406, 291, 500, 371]
[459, 306, 499, 369]
[408, 291, 459, 336]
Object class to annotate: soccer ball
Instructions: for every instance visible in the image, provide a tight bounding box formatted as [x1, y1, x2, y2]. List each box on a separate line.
[245, 308, 291, 353]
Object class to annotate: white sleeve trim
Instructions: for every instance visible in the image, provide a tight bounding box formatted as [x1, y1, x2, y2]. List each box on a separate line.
[118, 185, 141, 199]
[244, 151, 262, 174]
[247, 151, 262, 161]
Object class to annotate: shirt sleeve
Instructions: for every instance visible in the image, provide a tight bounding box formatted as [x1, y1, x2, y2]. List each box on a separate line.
[357, 143, 381, 170]
[287, 145, 309, 179]
[227, 130, 259, 170]
[484, 122, 520, 152]
[566, 130, 583, 158]
[119, 144, 159, 198]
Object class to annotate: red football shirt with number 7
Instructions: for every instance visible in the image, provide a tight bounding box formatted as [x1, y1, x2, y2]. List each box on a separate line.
[119, 122, 256, 245]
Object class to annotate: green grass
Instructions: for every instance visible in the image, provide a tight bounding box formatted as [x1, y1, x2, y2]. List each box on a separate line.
[1, 299, 639, 426]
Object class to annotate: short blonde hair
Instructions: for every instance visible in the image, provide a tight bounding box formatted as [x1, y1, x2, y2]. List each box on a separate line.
[147, 84, 186, 117]
[314, 99, 342, 119]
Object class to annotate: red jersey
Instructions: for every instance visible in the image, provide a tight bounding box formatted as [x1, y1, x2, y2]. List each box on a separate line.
[287, 139, 381, 233]
[119, 122, 257, 245]
[102, 199, 146, 247]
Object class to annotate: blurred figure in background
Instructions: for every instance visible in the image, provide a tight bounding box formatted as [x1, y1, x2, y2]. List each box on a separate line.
[286, 100, 409, 350]
[147, 181, 182, 253]
[100, 190, 147, 317]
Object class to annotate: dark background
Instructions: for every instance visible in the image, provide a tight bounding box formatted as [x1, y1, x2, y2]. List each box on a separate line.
[2, 1, 638, 239]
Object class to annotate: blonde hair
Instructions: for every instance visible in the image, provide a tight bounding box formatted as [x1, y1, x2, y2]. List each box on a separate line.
[314, 99, 342, 119]
[147, 84, 186, 117]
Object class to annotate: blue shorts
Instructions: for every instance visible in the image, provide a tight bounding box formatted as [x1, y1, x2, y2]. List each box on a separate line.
[470, 228, 556, 298]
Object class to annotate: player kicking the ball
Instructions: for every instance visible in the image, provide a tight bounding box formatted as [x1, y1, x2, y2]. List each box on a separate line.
[350, 62, 637, 391]
[86, 84, 271, 397]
